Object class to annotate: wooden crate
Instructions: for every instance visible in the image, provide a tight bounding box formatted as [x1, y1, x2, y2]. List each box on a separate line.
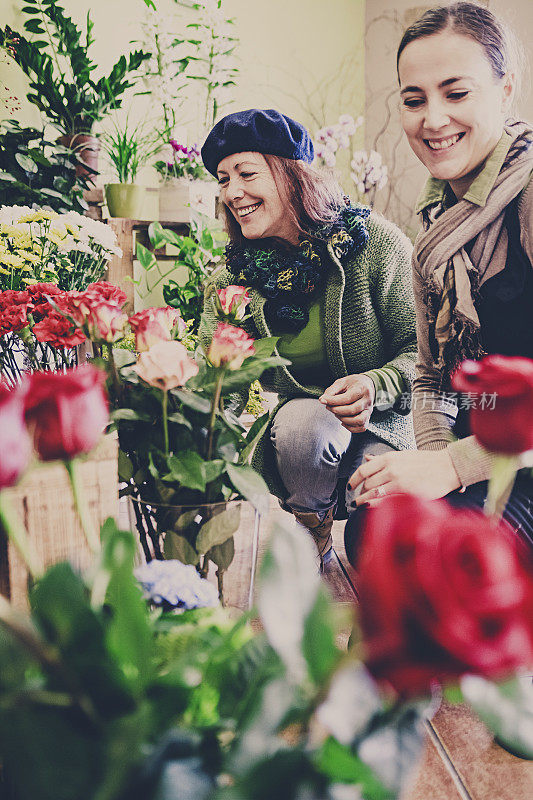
[0, 434, 118, 609]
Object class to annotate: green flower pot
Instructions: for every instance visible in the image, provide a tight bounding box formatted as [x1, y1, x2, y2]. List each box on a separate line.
[105, 183, 146, 219]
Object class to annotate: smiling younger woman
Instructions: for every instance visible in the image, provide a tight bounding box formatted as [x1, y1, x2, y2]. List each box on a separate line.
[347, 2, 533, 555]
[199, 109, 417, 569]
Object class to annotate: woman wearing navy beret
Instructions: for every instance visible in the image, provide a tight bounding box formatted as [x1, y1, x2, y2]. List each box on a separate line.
[199, 108, 417, 569]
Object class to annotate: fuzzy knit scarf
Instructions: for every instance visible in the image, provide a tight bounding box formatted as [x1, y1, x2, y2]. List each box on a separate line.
[414, 120, 533, 385]
[225, 202, 370, 332]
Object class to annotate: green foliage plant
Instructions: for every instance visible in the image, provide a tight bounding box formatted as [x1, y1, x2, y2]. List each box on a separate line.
[135, 211, 227, 332]
[101, 115, 161, 183]
[0, 120, 90, 213]
[1, 1, 150, 135]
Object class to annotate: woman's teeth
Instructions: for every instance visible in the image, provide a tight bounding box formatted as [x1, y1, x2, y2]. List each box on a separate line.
[237, 202, 262, 217]
[426, 133, 464, 151]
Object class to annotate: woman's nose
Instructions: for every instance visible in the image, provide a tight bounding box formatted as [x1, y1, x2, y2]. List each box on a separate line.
[423, 99, 451, 131]
[225, 179, 245, 202]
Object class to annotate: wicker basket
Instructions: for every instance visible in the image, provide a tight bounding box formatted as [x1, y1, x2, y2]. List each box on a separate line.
[0, 434, 118, 609]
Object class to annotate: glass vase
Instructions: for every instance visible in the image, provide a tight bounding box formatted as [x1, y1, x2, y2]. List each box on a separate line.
[127, 497, 262, 610]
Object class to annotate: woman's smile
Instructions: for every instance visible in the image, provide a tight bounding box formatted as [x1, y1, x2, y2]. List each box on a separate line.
[233, 200, 263, 219]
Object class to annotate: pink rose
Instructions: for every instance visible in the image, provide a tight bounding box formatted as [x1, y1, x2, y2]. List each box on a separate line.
[133, 340, 199, 391]
[207, 322, 255, 369]
[86, 301, 128, 344]
[83, 281, 127, 307]
[216, 285, 250, 321]
[129, 307, 186, 352]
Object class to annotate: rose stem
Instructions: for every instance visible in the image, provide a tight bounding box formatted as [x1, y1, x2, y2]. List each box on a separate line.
[206, 370, 224, 462]
[0, 491, 43, 578]
[64, 459, 100, 553]
[162, 389, 169, 456]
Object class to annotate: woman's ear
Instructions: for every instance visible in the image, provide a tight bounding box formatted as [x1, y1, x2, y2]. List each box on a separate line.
[501, 71, 516, 113]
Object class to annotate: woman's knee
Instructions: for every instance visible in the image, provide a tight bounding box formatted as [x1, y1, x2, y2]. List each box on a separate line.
[271, 399, 351, 467]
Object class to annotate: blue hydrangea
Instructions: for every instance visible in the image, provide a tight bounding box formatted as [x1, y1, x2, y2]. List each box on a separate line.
[134, 560, 219, 610]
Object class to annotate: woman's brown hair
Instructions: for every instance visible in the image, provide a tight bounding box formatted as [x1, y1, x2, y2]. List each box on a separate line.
[221, 155, 345, 245]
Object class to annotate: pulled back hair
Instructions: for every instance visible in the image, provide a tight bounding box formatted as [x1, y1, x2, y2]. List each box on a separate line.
[396, 2, 524, 102]
[222, 154, 345, 245]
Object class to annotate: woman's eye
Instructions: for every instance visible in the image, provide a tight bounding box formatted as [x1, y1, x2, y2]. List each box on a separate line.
[448, 91, 469, 100]
[402, 97, 424, 109]
[240, 172, 256, 179]
[218, 176, 229, 186]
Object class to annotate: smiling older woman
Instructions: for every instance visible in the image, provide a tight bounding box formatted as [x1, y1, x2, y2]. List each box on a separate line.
[199, 109, 417, 569]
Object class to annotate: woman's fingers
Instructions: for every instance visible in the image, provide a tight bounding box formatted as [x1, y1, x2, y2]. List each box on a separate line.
[348, 454, 388, 489]
[355, 481, 397, 507]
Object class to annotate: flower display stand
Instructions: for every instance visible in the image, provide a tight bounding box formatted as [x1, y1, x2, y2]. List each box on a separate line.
[0, 434, 118, 609]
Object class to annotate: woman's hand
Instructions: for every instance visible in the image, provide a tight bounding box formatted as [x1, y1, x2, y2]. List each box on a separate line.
[348, 449, 462, 506]
[319, 374, 376, 432]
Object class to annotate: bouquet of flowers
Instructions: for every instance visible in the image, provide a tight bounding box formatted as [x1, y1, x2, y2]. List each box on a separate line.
[153, 140, 207, 182]
[39, 281, 284, 596]
[0, 205, 122, 292]
[1, 354, 533, 799]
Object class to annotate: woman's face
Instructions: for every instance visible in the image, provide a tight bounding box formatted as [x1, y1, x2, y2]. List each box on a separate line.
[398, 31, 513, 195]
[217, 152, 299, 244]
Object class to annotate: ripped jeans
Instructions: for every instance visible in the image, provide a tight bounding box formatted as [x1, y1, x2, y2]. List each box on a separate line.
[270, 398, 393, 520]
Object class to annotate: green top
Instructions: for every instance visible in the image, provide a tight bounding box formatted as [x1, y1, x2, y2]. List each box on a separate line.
[415, 130, 513, 213]
[276, 296, 405, 400]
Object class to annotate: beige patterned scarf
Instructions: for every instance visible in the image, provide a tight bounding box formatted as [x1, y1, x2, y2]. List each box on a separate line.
[414, 120, 533, 385]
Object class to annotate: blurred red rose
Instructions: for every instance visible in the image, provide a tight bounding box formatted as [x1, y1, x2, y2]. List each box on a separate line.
[0, 290, 32, 309]
[453, 356, 533, 454]
[207, 322, 255, 369]
[33, 312, 86, 348]
[0, 384, 31, 489]
[129, 307, 186, 352]
[24, 365, 109, 460]
[357, 494, 533, 697]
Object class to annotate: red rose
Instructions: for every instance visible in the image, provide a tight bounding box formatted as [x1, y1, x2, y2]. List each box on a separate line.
[207, 322, 255, 369]
[357, 495, 533, 697]
[33, 312, 86, 348]
[24, 365, 109, 461]
[452, 356, 533, 454]
[0, 384, 31, 489]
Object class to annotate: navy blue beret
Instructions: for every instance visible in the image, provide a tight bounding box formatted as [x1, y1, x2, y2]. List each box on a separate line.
[201, 109, 314, 177]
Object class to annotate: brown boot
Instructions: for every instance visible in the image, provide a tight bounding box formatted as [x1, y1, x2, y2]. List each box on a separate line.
[293, 507, 335, 570]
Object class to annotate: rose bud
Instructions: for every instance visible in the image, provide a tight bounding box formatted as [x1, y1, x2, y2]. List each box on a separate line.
[357, 494, 533, 698]
[215, 285, 250, 321]
[453, 355, 533, 454]
[133, 340, 198, 391]
[85, 301, 128, 344]
[129, 307, 186, 352]
[207, 323, 255, 370]
[0, 384, 31, 489]
[24, 366, 109, 461]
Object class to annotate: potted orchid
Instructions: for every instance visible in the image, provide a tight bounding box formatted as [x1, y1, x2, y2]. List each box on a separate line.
[46, 281, 284, 600]
[155, 140, 216, 223]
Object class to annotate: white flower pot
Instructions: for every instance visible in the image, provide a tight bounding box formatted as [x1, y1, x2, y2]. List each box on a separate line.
[158, 179, 219, 224]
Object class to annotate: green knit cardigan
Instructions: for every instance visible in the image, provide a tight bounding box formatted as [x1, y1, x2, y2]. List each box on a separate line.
[199, 211, 417, 500]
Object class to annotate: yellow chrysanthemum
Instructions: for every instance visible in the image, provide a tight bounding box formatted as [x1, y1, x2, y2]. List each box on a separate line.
[18, 210, 57, 223]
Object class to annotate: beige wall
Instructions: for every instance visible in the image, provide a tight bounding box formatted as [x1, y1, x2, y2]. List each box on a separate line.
[1, 0, 365, 190]
[365, 0, 533, 238]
